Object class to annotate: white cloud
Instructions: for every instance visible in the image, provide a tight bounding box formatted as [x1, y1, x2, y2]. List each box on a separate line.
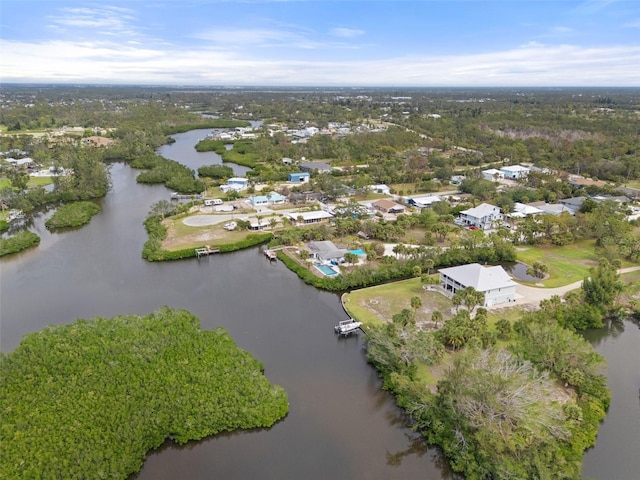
[1, 38, 639, 86]
[48, 5, 142, 38]
[623, 19, 640, 28]
[329, 28, 365, 38]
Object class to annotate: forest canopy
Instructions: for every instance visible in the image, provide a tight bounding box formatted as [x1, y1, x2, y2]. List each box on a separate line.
[0, 307, 289, 480]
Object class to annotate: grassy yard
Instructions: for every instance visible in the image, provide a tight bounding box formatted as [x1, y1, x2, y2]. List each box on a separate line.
[161, 216, 262, 251]
[515, 240, 601, 287]
[343, 278, 453, 327]
[27, 177, 53, 188]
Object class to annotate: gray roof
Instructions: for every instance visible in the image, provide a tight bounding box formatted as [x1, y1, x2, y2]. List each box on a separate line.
[461, 203, 500, 218]
[300, 161, 331, 171]
[438, 263, 516, 292]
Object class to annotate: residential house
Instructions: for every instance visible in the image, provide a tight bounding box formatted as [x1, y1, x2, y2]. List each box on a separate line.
[482, 168, 505, 182]
[286, 210, 334, 224]
[299, 161, 332, 174]
[287, 172, 310, 183]
[558, 197, 587, 215]
[527, 201, 574, 216]
[248, 192, 286, 208]
[372, 199, 405, 214]
[306, 240, 348, 263]
[500, 165, 530, 179]
[438, 263, 517, 307]
[220, 177, 249, 193]
[458, 203, 502, 230]
[406, 195, 441, 210]
[367, 184, 391, 195]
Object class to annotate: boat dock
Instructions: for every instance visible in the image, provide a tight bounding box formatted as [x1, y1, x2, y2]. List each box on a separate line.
[195, 246, 220, 258]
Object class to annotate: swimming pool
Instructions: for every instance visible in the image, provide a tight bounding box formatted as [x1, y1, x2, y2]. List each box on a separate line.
[315, 264, 338, 276]
[348, 249, 366, 256]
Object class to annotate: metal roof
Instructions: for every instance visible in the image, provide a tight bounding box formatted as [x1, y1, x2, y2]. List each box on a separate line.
[438, 263, 516, 292]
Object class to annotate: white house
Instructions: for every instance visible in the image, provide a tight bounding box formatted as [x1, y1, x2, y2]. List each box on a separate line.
[286, 210, 334, 224]
[407, 195, 441, 209]
[458, 203, 502, 230]
[438, 263, 517, 307]
[248, 192, 286, 208]
[500, 165, 530, 180]
[220, 177, 249, 193]
[367, 184, 391, 195]
[482, 168, 505, 182]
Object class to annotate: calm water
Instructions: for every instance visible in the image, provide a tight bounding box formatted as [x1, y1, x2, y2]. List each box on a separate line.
[1, 130, 637, 479]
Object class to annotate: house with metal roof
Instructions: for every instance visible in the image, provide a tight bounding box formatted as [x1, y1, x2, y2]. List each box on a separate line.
[287, 172, 310, 183]
[407, 195, 442, 210]
[286, 210, 334, 224]
[299, 161, 332, 174]
[248, 192, 286, 208]
[500, 165, 530, 179]
[458, 203, 502, 230]
[438, 263, 517, 307]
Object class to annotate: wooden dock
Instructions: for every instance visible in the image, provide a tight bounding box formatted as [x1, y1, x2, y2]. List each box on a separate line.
[195, 246, 220, 258]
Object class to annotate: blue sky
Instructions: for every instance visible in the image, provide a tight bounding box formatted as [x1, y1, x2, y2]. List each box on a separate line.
[1, 0, 639, 86]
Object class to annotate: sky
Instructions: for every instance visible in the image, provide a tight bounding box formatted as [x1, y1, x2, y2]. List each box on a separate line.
[1, 0, 639, 87]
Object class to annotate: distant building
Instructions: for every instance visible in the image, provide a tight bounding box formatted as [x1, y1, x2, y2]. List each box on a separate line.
[287, 172, 310, 183]
[220, 177, 249, 193]
[558, 197, 587, 214]
[248, 192, 286, 208]
[407, 195, 441, 209]
[372, 199, 405, 214]
[500, 165, 530, 179]
[367, 184, 391, 195]
[286, 210, 334, 224]
[482, 169, 505, 182]
[299, 161, 332, 174]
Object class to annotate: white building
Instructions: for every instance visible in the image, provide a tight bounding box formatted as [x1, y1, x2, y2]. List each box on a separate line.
[458, 203, 502, 230]
[482, 168, 505, 182]
[500, 165, 530, 179]
[286, 210, 334, 224]
[438, 263, 517, 307]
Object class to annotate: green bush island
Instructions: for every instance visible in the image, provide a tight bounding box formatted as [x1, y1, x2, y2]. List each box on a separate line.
[0, 307, 288, 479]
[0, 230, 40, 257]
[45, 201, 101, 229]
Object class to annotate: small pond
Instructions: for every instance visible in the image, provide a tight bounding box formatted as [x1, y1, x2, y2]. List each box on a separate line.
[502, 261, 543, 282]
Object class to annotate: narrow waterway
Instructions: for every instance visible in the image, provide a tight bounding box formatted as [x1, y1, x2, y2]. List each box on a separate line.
[1, 130, 638, 479]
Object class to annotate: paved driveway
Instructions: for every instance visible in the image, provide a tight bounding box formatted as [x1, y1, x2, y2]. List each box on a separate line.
[491, 266, 640, 310]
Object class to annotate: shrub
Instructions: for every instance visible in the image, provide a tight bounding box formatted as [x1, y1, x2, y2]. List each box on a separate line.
[0, 230, 41, 257]
[45, 201, 100, 229]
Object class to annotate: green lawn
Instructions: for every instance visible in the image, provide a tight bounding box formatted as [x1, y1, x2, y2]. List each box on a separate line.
[27, 177, 53, 188]
[0, 178, 11, 189]
[343, 278, 453, 326]
[515, 240, 601, 287]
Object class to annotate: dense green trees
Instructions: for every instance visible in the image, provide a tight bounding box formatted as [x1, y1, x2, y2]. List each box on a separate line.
[0, 307, 289, 480]
[0, 230, 40, 256]
[365, 295, 610, 480]
[45, 201, 100, 229]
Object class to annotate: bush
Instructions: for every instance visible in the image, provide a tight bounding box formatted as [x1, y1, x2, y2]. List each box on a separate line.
[45, 201, 100, 229]
[0, 307, 288, 479]
[0, 230, 40, 257]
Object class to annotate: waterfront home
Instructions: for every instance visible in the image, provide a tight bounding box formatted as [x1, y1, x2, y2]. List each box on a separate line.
[287, 172, 310, 183]
[220, 177, 249, 193]
[306, 240, 348, 263]
[438, 263, 517, 307]
[458, 203, 502, 230]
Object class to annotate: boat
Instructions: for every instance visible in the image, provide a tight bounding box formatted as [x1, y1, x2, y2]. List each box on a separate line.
[223, 221, 237, 231]
[334, 319, 362, 335]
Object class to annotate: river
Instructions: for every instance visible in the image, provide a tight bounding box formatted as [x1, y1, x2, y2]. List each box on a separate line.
[0, 129, 637, 479]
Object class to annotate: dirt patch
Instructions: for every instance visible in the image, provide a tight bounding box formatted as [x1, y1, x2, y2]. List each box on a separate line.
[161, 219, 226, 250]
